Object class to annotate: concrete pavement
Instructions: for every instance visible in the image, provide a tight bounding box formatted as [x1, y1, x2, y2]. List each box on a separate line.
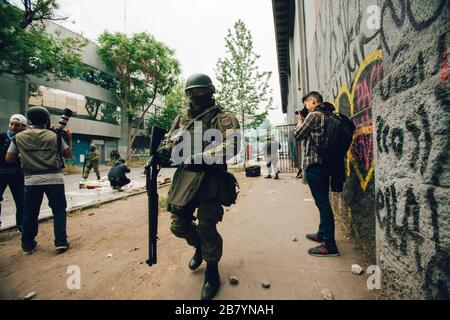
[0, 167, 175, 230]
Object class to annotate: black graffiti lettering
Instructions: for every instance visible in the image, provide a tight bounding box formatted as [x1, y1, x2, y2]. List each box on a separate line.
[405, 118, 420, 170]
[391, 128, 404, 158]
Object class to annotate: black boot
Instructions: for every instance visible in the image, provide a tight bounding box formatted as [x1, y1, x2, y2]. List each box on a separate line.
[201, 262, 220, 300]
[188, 246, 203, 270]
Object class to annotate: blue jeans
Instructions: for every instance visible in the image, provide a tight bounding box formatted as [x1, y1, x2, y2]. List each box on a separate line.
[305, 163, 336, 249]
[21, 184, 68, 250]
[0, 173, 24, 230]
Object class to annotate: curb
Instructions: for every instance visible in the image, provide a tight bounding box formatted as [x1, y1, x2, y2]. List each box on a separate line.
[0, 182, 171, 233]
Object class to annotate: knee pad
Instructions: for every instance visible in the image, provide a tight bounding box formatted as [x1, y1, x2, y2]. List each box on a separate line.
[170, 220, 196, 238]
[197, 219, 219, 243]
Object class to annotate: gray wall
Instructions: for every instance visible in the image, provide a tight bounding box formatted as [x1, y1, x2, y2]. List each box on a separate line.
[294, 0, 449, 299]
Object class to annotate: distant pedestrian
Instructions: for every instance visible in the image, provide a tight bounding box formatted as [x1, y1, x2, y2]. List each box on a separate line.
[0, 114, 27, 231]
[108, 159, 131, 190]
[294, 91, 340, 257]
[6, 106, 72, 254]
[263, 135, 280, 179]
[84, 144, 100, 180]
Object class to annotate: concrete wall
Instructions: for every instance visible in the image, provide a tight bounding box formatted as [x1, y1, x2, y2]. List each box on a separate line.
[373, 0, 449, 299]
[305, 0, 381, 262]
[296, 0, 449, 299]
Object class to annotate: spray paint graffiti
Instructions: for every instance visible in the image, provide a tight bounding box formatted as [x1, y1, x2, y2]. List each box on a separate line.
[330, 50, 382, 191]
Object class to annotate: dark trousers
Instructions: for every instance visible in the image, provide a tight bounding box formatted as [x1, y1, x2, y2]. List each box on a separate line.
[21, 184, 68, 250]
[305, 163, 337, 249]
[0, 173, 24, 230]
[109, 177, 130, 188]
[170, 198, 223, 262]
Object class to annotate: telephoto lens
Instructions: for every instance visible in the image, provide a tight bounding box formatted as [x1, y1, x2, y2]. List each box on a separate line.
[57, 108, 73, 130]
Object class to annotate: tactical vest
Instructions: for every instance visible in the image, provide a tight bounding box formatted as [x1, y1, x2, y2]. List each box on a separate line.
[13, 128, 63, 175]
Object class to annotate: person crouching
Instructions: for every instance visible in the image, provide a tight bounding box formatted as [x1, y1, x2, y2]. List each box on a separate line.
[108, 159, 131, 191]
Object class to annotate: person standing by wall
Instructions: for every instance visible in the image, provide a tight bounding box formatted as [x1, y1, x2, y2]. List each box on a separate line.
[6, 106, 72, 254]
[0, 114, 27, 231]
[294, 91, 339, 257]
[263, 135, 280, 179]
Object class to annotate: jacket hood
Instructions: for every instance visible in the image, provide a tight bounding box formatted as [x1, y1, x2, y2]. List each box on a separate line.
[317, 102, 335, 112]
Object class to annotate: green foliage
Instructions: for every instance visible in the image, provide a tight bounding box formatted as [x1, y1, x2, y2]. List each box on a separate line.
[97, 31, 181, 157]
[146, 81, 187, 132]
[0, 0, 87, 79]
[215, 19, 273, 130]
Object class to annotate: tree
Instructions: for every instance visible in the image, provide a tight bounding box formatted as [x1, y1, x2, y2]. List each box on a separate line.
[0, 0, 87, 79]
[97, 32, 181, 158]
[146, 81, 187, 132]
[215, 20, 273, 163]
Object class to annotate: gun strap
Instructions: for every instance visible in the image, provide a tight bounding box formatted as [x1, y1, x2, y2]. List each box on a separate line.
[180, 106, 220, 131]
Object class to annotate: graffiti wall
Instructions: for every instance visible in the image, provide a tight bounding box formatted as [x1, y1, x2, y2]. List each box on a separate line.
[373, 0, 449, 299]
[312, 0, 381, 260]
[310, 0, 449, 298]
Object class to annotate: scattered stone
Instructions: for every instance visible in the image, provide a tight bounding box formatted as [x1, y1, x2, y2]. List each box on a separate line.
[351, 264, 364, 275]
[24, 292, 37, 300]
[106, 253, 113, 258]
[229, 276, 239, 285]
[261, 280, 270, 289]
[292, 236, 298, 242]
[129, 247, 140, 252]
[321, 288, 334, 300]
[88, 213, 95, 216]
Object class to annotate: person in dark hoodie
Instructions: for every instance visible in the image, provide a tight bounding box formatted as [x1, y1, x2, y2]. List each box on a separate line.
[108, 159, 131, 190]
[293, 91, 340, 257]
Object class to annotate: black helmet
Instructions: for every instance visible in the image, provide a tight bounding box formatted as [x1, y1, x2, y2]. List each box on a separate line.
[27, 106, 50, 126]
[185, 73, 215, 94]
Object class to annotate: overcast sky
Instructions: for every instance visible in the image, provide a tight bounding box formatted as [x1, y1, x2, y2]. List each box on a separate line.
[41, 0, 285, 125]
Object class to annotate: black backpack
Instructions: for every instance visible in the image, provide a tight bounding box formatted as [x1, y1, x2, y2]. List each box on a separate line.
[316, 109, 355, 163]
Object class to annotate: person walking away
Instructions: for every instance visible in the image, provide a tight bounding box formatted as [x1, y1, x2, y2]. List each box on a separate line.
[6, 106, 72, 254]
[0, 114, 27, 231]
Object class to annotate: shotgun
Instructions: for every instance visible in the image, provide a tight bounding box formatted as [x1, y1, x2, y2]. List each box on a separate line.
[145, 125, 167, 266]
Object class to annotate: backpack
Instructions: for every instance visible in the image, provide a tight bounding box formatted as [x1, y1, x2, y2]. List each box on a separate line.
[245, 165, 261, 177]
[316, 109, 355, 163]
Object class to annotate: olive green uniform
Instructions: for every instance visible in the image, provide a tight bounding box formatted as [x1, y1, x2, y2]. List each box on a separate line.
[84, 149, 100, 179]
[163, 105, 240, 262]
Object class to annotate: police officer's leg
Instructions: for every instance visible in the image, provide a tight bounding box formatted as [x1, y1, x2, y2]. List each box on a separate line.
[84, 164, 92, 179]
[265, 161, 272, 178]
[170, 200, 201, 248]
[197, 201, 223, 300]
[0, 177, 7, 227]
[94, 164, 100, 180]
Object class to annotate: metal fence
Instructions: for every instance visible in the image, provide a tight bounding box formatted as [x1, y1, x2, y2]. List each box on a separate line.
[273, 124, 301, 173]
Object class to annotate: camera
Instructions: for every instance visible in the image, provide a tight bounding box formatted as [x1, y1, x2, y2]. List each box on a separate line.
[295, 107, 309, 118]
[55, 108, 73, 132]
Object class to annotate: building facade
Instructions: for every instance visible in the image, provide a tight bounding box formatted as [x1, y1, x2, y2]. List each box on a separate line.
[0, 21, 155, 164]
[273, 0, 449, 299]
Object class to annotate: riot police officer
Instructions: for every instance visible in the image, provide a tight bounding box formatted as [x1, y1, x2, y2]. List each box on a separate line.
[84, 144, 100, 180]
[160, 73, 240, 300]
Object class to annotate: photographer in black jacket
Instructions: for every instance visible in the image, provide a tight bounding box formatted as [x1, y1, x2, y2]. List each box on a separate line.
[108, 159, 131, 190]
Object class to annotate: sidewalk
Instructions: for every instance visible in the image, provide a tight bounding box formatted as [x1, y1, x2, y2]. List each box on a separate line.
[0, 171, 377, 300]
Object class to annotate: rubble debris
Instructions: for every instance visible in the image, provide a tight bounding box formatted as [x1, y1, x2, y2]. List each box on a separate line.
[292, 236, 298, 242]
[351, 264, 364, 275]
[321, 288, 334, 300]
[129, 247, 140, 252]
[106, 253, 113, 258]
[261, 280, 271, 289]
[24, 292, 37, 300]
[229, 276, 239, 285]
